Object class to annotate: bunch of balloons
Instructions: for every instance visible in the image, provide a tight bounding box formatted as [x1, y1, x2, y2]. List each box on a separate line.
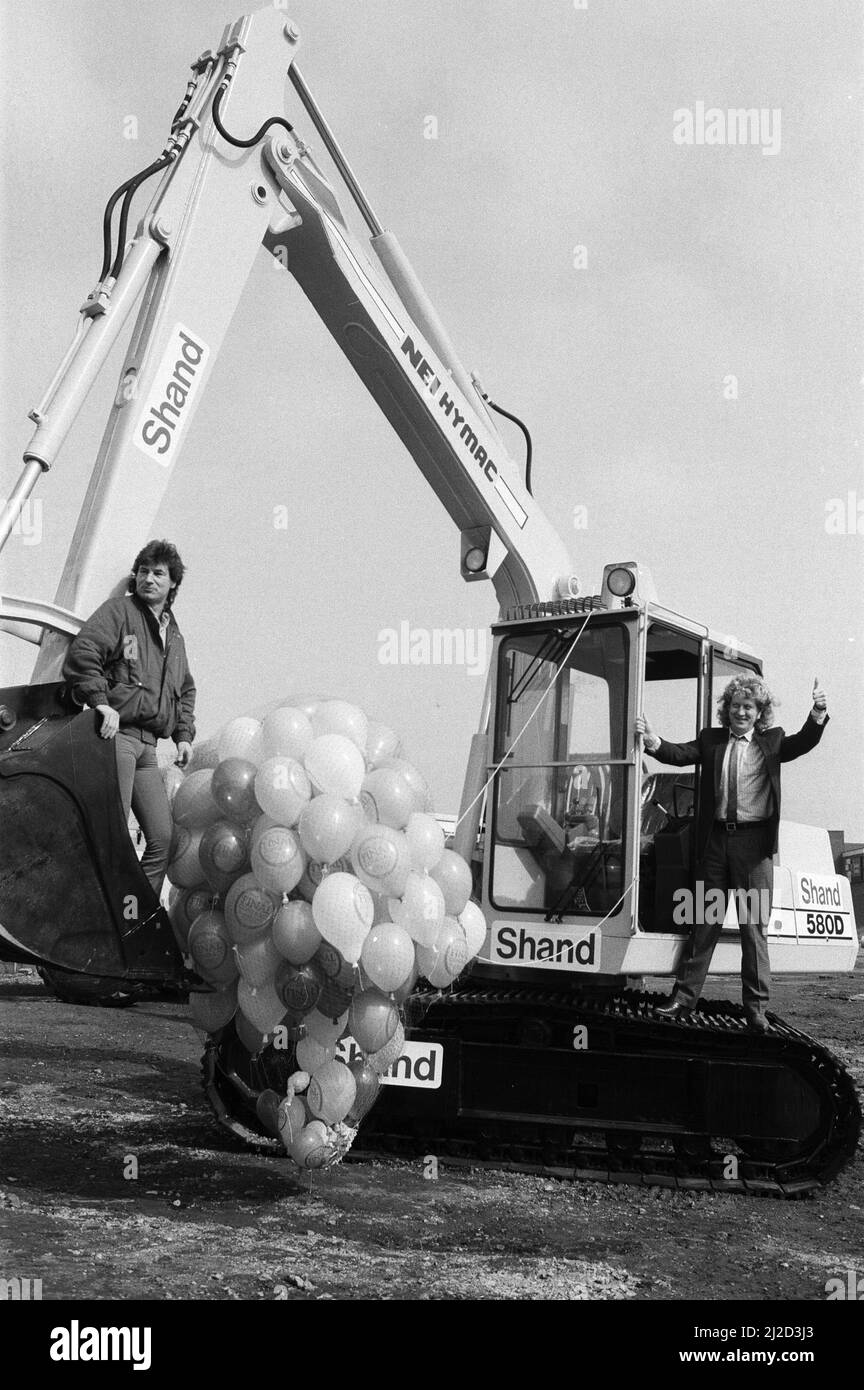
[165, 697, 488, 1170]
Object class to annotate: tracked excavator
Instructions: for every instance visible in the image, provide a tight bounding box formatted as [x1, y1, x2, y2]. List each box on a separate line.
[0, 6, 858, 1195]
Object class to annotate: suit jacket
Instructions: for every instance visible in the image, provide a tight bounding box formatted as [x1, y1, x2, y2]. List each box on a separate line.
[651, 714, 829, 858]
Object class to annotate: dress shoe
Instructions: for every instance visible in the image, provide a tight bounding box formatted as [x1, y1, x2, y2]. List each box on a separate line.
[655, 999, 693, 1020]
[744, 1009, 769, 1033]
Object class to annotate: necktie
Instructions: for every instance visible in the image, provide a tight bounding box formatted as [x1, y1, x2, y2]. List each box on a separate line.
[727, 736, 742, 823]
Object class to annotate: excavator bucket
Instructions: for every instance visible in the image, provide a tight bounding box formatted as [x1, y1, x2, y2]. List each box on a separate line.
[0, 681, 184, 984]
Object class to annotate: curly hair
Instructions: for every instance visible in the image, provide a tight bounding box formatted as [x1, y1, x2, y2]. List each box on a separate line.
[127, 539, 186, 609]
[717, 674, 776, 732]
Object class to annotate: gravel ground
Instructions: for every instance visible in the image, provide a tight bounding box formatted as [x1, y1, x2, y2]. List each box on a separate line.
[0, 959, 862, 1302]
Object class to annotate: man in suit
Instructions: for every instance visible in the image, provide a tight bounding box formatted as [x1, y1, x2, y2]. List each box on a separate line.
[635, 677, 828, 1030]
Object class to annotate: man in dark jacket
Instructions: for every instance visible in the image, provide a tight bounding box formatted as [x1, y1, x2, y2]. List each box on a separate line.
[62, 539, 196, 895]
[636, 676, 828, 1029]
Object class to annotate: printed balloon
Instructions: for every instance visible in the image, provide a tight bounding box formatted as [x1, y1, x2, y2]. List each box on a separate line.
[350, 823, 411, 897]
[224, 873, 278, 944]
[198, 819, 249, 895]
[187, 909, 237, 985]
[250, 826, 304, 895]
[275, 959, 324, 1016]
[289, 1123, 331, 1169]
[169, 885, 213, 951]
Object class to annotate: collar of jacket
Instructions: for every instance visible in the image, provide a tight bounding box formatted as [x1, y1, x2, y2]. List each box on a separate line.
[129, 591, 177, 637]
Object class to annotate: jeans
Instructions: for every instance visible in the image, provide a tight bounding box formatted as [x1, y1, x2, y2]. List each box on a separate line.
[114, 733, 173, 897]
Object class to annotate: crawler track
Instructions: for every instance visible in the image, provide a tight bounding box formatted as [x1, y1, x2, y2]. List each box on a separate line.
[202, 985, 860, 1196]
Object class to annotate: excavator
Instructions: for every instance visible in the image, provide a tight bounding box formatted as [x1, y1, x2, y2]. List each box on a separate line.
[0, 6, 859, 1195]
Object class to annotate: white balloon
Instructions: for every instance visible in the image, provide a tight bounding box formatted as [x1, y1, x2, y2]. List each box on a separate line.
[458, 899, 488, 959]
[254, 757, 312, 825]
[217, 716, 264, 766]
[311, 700, 368, 752]
[390, 871, 445, 947]
[304, 735, 366, 800]
[364, 720, 402, 769]
[416, 918, 470, 987]
[261, 706, 314, 760]
[350, 824, 411, 897]
[311, 871, 374, 965]
[405, 812, 445, 872]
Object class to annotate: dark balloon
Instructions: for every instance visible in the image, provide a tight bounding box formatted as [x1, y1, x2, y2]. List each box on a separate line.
[211, 758, 261, 824]
[317, 977, 355, 1019]
[345, 1058, 381, 1125]
[275, 959, 324, 1015]
[314, 941, 359, 990]
[255, 1088, 281, 1135]
[198, 819, 250, 895]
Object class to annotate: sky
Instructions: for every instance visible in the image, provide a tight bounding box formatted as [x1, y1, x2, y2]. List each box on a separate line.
[1, 0, 862, 837]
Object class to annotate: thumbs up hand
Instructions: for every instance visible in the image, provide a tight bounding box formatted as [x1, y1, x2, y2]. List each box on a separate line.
[811, 678, 827, 713]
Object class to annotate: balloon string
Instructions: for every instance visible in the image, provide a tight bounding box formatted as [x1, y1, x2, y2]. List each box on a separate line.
[454, 615, 593, 832]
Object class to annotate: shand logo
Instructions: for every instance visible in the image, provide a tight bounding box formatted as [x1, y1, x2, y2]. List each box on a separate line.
[336, 1036, 442, 1088]
[491, 924, 600, 972]
[134, 323, 210, 466]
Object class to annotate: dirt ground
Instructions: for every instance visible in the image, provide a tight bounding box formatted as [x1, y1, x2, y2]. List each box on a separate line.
[1, 959, 862, 1303]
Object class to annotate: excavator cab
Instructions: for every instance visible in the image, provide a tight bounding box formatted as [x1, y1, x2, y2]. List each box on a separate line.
[474, 598, 735, 981]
